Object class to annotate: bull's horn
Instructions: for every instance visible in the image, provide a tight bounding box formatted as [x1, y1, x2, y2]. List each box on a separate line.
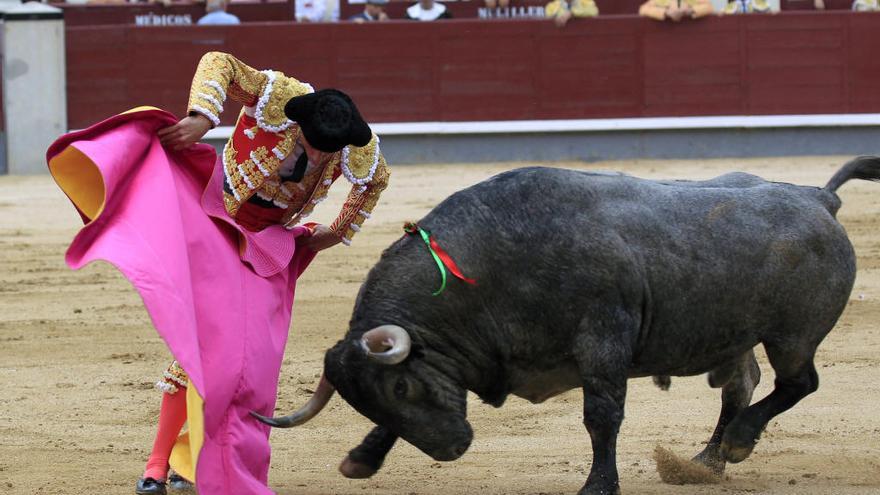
[361, 325, 411, 365]
[250, 374, 335, 428]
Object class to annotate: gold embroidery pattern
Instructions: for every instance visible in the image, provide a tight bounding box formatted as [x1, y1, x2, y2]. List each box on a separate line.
[342, 135, 381, 182]
[224, 191, 241, 217]
[188, 52, 268, 119]
[222, 128, 300, 216]
[255, 72, 315, 132]
[331, 155, 390, 242]
[156, 360, 189, 395]
[282, 155, 340, 227]
[223, 142, 251, 202]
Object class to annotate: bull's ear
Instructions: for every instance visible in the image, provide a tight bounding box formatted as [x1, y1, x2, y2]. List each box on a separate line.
[361, 325, 411, 365]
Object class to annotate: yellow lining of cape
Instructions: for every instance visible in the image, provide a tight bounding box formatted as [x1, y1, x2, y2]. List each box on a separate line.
[48, 145, 106, 222]
[168, 382, 205, 483]
[47, 106, 168, 223]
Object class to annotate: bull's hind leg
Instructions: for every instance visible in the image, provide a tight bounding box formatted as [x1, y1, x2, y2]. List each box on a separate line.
[573, 309, 635, 495]
[692, 349, 761, 474]
[720, 344, 819, 464]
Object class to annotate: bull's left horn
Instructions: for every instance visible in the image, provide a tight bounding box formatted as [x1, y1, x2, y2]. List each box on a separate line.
[361, 325, 411, 365]
[250, 374, 335, 428]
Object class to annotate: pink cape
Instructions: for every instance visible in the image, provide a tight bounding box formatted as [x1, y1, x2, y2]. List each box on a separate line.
[46, 108, 316, 494]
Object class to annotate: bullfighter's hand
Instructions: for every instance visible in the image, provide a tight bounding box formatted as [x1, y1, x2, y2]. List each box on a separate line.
[158, 114, 213, 151]
[302, 224, 343, 252]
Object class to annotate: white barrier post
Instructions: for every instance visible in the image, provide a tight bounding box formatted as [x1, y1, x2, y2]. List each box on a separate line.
[0, 1, 65, 175]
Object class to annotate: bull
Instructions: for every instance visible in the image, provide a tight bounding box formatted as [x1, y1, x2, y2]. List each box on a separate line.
[256, 157, 880, 494]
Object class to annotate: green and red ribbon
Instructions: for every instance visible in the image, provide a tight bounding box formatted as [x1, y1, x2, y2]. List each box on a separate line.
[404, 222, 477, 296]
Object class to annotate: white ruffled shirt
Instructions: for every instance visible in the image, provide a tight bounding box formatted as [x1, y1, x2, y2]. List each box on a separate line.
[406, 2, 448, 20]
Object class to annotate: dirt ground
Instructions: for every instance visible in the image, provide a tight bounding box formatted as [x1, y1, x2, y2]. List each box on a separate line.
[1, 156, 879, 495]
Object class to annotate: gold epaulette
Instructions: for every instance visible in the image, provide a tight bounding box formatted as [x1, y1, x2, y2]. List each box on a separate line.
[253, 71, 315, 133]
[340, 134, 382, 190]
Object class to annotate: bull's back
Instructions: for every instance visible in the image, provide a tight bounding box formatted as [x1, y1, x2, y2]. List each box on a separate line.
[382, 168, 856, 376]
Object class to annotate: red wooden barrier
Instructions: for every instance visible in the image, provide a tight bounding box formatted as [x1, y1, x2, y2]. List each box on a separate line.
[65, 12, 880, 130]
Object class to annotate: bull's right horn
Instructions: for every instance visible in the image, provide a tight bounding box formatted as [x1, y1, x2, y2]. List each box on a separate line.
[361, 325, 411, 365]
[250, 374, 335, 428]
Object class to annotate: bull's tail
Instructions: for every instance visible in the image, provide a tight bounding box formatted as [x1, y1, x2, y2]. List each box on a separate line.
[825, 155, 880, 192]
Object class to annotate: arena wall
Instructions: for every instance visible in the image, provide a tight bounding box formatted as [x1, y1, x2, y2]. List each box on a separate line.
[58, 13, 880, 163]
[66, 13, 880, 128]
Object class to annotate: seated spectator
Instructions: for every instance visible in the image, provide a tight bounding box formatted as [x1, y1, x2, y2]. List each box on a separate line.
[484, 0, 510, 9]
[639, 0, 713, 21]
[545, 0, 597, 27]
[197, 0, 240, 25]
[350, 0, 390, 21]
[721, 0, 772, 13]
[296, 0, 340, 22]
[406, 0, 452, 20]
[852, 0, 879, 10]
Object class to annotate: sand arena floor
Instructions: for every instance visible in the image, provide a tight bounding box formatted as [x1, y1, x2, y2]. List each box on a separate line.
[1, 157, 879, 495]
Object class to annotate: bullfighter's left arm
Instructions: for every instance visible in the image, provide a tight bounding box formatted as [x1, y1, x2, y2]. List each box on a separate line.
[329, 135, 390, 245]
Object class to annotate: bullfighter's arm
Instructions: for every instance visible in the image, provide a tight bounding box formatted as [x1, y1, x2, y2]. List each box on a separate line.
[329, 136, 390, 245]
[186, 51, 268, 127]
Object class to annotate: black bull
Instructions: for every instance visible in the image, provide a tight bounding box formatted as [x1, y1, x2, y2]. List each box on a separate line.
[256, 157, 880, 495]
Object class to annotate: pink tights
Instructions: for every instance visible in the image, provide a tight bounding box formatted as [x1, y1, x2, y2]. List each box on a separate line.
[143, 387, 188, 481]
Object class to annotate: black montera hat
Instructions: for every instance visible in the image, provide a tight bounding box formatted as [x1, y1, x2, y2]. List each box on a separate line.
[284, 89, 372, 153]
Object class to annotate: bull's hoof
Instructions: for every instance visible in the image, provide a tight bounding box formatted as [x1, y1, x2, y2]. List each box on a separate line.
[339, 456, 378, 479]
[691, 448, 726, 476]
[578, 479, 620, 495]
[719, 439, 755, 464]
[577, 485, 620, 495]
[719, 419, 760, 463]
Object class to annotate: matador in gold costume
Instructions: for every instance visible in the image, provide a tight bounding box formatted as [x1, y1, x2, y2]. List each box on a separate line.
[135, 51, 390, 495]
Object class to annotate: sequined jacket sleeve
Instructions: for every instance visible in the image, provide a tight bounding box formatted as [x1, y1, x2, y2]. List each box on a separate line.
[329, 138, 390, 246]
[187, 51, 268, 127]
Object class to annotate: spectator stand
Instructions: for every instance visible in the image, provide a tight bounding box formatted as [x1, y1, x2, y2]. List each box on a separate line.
[54, 0, 294, 26]
[338, 0, 649, 20]
[782, 0, 857, 8]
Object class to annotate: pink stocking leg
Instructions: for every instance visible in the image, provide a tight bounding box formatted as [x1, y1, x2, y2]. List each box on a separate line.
[143, 387, 188, 480]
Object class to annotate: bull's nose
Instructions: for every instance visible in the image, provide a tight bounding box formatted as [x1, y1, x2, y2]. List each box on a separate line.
[453, 439, 471, 457]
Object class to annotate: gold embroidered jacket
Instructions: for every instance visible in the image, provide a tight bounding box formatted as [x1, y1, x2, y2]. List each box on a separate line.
[187, 51, 389, 245]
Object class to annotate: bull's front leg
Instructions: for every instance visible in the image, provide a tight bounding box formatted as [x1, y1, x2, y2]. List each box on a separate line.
[574, 315, 633, 495]
[339, 425, 398, 479]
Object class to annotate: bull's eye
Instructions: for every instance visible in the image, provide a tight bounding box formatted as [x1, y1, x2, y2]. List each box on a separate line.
[393, 378, 408, 399]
